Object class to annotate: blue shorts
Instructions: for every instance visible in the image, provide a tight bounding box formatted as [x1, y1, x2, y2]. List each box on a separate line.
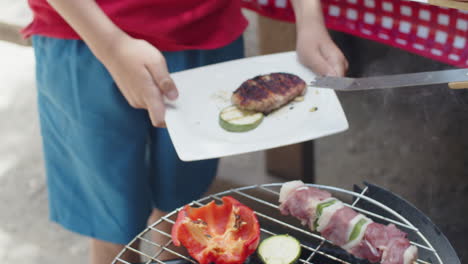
[32, 35, 244, 244]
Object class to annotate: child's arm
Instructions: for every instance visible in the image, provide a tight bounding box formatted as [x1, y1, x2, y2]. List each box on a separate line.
[46, 0, 178, 127]
[291, 0, 348, 76]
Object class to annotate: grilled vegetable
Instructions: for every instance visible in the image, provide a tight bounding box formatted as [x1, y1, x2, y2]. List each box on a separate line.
[349, 218, 369, 241]
[171, 196, 260, 264]
[313, 198, 338, 230]
[219, 106, 264, 132]
[317, 199, 337, 216]
[258, 235, 301, 264]
[342, 216, 373, 250]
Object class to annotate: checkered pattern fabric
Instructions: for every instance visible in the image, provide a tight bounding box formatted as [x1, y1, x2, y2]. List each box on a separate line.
[242, 0, 468, 68]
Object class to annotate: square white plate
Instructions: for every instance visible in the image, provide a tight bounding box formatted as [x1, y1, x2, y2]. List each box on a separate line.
[166, 51, 349, 161]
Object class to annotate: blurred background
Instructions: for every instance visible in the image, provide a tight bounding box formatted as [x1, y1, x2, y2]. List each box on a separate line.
[1, 1, 467, 263]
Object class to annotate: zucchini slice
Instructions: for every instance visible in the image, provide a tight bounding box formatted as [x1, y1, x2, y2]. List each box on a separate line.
[219, 106, 264, 132]
[258, 235, 301, 264]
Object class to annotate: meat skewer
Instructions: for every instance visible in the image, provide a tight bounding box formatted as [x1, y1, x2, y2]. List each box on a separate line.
[279, 181, 418, 264]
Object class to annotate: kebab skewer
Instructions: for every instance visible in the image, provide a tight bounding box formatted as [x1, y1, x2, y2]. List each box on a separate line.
[279, 181, 418, 264]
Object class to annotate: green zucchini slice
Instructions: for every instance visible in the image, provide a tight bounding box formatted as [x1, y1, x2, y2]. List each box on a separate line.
[258, 235, 302, 264]
[219, 106, 264, 132]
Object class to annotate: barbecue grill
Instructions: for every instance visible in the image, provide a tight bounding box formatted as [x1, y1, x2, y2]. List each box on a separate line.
[111, 183, 460, 264]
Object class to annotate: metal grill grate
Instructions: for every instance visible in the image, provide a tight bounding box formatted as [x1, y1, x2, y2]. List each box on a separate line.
[112, 183, 442, 264]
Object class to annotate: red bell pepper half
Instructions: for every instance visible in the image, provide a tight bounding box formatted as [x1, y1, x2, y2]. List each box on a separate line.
[171, 196, 260, 264]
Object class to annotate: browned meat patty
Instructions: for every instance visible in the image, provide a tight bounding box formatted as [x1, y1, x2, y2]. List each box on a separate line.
[231, 72, 306, 114]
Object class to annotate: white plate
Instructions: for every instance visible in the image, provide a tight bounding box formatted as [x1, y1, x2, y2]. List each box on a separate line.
[166, 51, 349, 161]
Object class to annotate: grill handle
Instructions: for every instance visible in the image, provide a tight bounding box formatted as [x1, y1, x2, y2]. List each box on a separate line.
[448, 81, 468, 89]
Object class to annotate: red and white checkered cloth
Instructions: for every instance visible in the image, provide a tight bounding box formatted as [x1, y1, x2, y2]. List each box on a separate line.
[242, 0, 468, 68]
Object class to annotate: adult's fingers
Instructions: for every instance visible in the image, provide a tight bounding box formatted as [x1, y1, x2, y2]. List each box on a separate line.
[321, 45, 349, 77]
[329, 55, 348, 77]
[146, 55, 179, 101]
[299, 50, 337, 77]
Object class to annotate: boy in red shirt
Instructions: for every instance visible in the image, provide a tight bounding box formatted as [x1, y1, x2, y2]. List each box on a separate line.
[23, 0, 347, 263]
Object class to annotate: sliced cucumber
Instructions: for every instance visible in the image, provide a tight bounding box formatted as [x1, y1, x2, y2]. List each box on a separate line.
[219, 106, 264, 132]
[258, 235, 301, 264]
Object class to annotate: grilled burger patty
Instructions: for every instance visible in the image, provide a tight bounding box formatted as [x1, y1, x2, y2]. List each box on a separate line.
[231, 72, 306, 114]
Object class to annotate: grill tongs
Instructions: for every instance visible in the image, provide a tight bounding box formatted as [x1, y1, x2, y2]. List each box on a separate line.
[311, 68, 468, 91]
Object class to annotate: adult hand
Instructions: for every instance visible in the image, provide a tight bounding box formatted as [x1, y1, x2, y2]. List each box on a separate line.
[291, 0, 348, 77]
[296, 28, 348, 77]
[103, 35, 178, 127]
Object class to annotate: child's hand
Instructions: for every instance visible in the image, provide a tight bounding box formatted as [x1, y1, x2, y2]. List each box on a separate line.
[296, 26, 348, 77]
[45, 0, 178, 127]
[103, 35, 178, 127]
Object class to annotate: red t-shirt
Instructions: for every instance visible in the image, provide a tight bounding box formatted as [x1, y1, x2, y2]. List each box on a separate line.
[22, 0, 248, 51]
